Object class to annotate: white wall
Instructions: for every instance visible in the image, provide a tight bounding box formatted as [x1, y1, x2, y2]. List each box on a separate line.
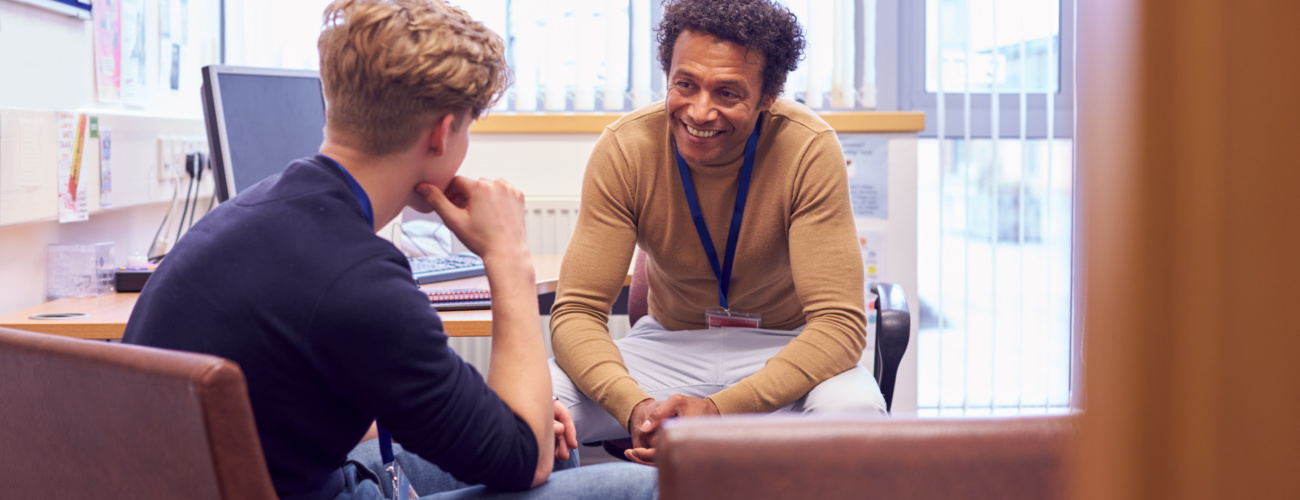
[0, 0, 217, 313]
[457, 134, 595, 198]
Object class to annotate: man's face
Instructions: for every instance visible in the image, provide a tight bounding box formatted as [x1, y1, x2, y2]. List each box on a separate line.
[666, 30, 773, 167]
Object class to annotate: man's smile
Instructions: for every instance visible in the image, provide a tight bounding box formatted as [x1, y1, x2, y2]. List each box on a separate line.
[684, 123, 722, 138]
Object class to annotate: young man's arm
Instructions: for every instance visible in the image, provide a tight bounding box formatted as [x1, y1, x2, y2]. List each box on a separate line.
[420, 176, 554, 487]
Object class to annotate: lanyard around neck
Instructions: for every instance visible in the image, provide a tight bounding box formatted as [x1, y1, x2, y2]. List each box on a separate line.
[323, 155, 374, 230]
[673, 119, 762, 311]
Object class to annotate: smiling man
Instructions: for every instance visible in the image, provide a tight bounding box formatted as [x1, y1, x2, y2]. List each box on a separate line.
[550, 0, 888, 465]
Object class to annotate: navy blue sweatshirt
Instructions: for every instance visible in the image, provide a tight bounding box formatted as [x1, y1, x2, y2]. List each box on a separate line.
[124, 156, 537, 499]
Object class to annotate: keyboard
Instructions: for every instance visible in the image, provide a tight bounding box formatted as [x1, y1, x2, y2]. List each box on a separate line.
[408, 253, 487, 284]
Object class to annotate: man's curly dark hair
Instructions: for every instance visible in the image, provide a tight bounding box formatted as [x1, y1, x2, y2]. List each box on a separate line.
[656, 0, 805, 100]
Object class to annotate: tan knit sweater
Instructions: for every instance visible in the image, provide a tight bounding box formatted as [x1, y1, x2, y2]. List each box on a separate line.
[550, 99, 867, 428]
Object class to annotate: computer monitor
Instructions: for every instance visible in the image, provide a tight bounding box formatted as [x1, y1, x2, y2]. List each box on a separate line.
[201, 65, 327, 202]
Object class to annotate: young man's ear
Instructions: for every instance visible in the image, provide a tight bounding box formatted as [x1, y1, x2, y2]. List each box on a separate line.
[425, 113, 458, 156]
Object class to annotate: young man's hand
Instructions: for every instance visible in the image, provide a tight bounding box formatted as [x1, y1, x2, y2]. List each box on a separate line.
[417, 177, 527, 265]
[624, 394, 720, 465]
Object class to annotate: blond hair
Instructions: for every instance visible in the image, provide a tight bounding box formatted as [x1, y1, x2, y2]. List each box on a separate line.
[318, 0, 510, 156]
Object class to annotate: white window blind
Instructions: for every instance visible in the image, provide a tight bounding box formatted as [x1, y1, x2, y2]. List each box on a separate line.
[914, 0, 1074, 416]
[224, 0, 881, 112]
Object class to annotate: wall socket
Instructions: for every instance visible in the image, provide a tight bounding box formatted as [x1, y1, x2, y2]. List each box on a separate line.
[157, 137, 209, 180]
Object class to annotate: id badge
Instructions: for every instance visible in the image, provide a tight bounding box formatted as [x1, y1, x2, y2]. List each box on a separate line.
[383, 460, 416, 500]
[706, 309, 761, 329]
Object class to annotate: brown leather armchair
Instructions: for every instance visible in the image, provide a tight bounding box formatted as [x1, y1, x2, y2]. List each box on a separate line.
[0, 326, 277, 499]
[657, 414, 1077, 500]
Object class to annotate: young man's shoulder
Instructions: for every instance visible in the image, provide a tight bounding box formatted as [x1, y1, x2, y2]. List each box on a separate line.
[141, 156, 403, 318]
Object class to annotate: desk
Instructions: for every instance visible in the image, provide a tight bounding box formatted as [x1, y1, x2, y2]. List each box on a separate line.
[0, 255, 623, 340]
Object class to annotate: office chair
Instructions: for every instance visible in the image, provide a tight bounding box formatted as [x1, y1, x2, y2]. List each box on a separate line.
[0, 327, 277, 499]
[598, 250, 912, 459]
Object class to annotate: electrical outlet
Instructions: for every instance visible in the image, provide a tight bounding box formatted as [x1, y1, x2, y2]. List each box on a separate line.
[160, 137, 211, 180]
[186, 140, 208, 156]
[158, 137, 175, 180]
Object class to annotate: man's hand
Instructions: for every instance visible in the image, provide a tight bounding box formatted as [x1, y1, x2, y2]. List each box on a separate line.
[417, 177, 528, 265]
[626, 398, 657, 461]
[552, 399, 579, 462]
[624, 395, 720, 465]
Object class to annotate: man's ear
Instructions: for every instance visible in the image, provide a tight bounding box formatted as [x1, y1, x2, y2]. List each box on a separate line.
[426, 113, 458, 157]
[758, 94, 776, 112]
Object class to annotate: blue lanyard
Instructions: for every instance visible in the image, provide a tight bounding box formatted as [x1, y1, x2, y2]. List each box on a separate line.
[377, 426, 396, 464]
[673, 119, 762, 311]
[322, 155, 374, 230]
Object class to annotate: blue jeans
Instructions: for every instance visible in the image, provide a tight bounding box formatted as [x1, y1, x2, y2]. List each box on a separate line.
[336, 441, 657, 500]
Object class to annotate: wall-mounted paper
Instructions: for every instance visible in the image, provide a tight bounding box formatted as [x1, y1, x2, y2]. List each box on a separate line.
[100, 128, 113, 208]
[858, 229, 887, 352]
[20, 119, 42, 188]
[858, 229, 887, 283]
[121, 0, 147, 105]
[841, 135, 889, 219]
[159, 0, 184, 92]
[56, 112, 88, 223]
[92, 0, 122, 103]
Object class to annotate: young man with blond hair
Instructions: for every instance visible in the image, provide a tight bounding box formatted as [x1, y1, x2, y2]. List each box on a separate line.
[125, 1, 655, 498]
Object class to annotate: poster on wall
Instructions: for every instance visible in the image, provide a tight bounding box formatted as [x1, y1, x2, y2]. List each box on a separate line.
[159, 0, 185, 92]
[92, 0, 121, 103]
[841, 135, 889, 219]
[858, 229, 887, 353]
[56, 112, 89, 223]
[857, 229, 887, 284]
[120, 0, 147, 105]
[100, 128, 113, 209]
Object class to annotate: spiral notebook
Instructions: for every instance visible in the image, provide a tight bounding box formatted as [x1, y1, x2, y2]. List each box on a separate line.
[427, 288, 492, 311]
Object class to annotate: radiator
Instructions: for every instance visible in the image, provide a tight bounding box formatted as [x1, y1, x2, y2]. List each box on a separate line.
[448, 196, 632, 374]
[524, 197, 581, 255]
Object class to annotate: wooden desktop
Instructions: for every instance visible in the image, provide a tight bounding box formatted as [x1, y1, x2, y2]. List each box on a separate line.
[0, 255, 622, 340]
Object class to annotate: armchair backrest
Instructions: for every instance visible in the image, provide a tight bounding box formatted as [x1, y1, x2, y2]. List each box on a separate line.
[0, 327, 277, 499]
[659, 414, 1077, 500]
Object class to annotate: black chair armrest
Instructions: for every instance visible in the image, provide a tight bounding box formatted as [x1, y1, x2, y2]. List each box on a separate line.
[870, 282, 910, 412]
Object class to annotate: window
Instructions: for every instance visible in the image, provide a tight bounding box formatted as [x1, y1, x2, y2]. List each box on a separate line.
[926, 0, 1060, 94]
[901, 0, 1076, 415]
[223, 0, 881, 112]
[915, 138, 1074, 414]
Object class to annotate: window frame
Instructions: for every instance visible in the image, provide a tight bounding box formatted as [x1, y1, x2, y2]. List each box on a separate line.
[896, 0, 1076, 139]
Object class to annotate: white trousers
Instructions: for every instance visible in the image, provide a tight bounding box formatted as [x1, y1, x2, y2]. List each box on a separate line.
[550, 316, 888, 444]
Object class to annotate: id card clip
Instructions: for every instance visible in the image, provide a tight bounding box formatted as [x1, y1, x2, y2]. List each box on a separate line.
[706, 309, 761, 329]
